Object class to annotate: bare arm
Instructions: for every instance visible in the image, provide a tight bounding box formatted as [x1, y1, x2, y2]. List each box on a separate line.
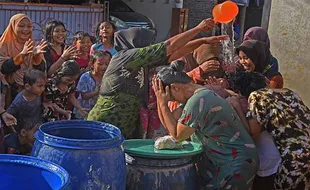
[169, 36, 228, 62]
[233, 104, 251, 134]
[157, 100, 166, 128]
[69, 93, 88, 118]
[55, 106, 68, 115]
[69, 93, 83, 110]
[168, 38, 205, 62]
[159, 101, 195, 141]
[248, 118, 264, 140]
[172, 107, 183, 120]
[158, 101, 179, 138]
[48, 46, 77, 76]
[47, 56, 65, 76]
[165, 19, 214, 57]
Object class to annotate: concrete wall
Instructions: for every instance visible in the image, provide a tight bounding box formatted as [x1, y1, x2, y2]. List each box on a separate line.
[124, 0, 175, 42]
[268, 0, 310, 106]
[183, 0, 216, 36]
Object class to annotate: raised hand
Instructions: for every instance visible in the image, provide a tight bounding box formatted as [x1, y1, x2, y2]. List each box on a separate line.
[203, 35, 229, 44]
[33, 40, 48, 55]
[152, 76, 172, 105]
[196, 18, 215, 32]
[199, 60, 220, 73]
[61, 46, 78, 60]
[20, 39, 34, 55]
[1, 112, 17, 126]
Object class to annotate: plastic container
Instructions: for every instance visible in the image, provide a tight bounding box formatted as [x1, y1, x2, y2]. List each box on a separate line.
[124, 139, 203, 190]
[213, 1, 239, 24]
[0, 154, 69, 190]
[31, 120, 126, 190]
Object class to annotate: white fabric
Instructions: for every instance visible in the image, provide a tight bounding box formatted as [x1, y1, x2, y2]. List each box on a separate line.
[255, 131, 282, 177]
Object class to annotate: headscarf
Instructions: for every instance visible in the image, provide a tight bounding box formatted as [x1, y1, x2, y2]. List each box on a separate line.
[193, 44, 221, 64]
[243, 27, 279, 75]
[243, 27, 270, 49]
[193, 43, 223, 78]
[114, 27, 156, 51]
[237, 40, 279, 78]
[0, 14, 34, 85]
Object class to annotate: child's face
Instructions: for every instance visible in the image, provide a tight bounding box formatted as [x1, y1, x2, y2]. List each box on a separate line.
[99, 22, 115, 40]
[52, 25, 66, 44]
[28, 78, 46, 96]
[60, 74, 79, 85]
[239, 50, 255, 72]
[23, 124, 40, 144]
[76, 36, 93, 53]
[93, 56, 111, 75]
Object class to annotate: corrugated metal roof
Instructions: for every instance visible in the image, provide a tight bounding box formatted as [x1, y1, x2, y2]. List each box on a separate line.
[0, 2, 104, 42]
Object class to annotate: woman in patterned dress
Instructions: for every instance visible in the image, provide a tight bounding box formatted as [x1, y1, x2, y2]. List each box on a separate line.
[86, 19, 228, 139]
[152, 63, 259, 189]
[230, 71, 310, 190]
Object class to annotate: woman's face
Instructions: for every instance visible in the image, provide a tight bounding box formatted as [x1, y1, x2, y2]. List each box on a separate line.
[15, 18, 32, 43]
[76, 36, 92, 53]
[99, 22, 115, 40]
[239, 50, 255, 72]
[93, 56, 110, 75]
[170, 84, 188, 103]
[52, 25, 66, 44]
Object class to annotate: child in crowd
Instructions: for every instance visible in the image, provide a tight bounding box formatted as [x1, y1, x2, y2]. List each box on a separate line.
[4, 119, 41, 155]
[90, 21, 117, 56]
[6, 69, 46, 128]
[72, 31, 93, 73]
[35, 20, 77, 76]
[43, 60, 88, 122]
[73, 51, 111, 119]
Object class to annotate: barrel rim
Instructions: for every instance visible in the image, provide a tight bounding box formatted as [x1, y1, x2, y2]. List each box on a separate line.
[34, 120, 124, 150]
[0, 154, 69, 187]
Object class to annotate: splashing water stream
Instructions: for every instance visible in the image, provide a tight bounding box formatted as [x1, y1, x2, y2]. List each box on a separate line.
[221, 20, 235, 66]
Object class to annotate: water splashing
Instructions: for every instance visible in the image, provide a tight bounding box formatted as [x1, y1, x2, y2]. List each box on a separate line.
[221, 20, 235, 65]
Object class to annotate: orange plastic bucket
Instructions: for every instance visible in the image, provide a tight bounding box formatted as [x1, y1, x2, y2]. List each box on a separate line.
[213, 1, 239, 24]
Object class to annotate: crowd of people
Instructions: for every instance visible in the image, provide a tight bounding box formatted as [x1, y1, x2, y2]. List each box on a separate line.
[0, 13, 309, 190]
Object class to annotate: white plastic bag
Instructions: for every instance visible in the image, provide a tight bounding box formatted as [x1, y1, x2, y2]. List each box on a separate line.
[154, 135, 183, 150]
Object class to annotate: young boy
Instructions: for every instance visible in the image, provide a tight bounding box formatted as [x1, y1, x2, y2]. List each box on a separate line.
[6, 69, 46, 127]
[4, 119, 41, 155]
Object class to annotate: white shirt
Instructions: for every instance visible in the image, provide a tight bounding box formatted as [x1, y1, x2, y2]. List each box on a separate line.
[255, 131, 282, 177]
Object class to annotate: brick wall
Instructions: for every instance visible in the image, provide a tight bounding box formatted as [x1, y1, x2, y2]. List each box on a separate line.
[183, 0, 217, 36]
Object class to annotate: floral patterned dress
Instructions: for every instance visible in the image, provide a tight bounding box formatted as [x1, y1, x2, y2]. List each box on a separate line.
[43, 77, 76, 122]
[247, 88, 310, 190]
[179, 89, 259, 189]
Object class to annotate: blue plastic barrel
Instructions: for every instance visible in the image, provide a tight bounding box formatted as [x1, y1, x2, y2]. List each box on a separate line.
[124, 139, 203, 190]
[31, 120, 126, 190]
[0, 154, 69, 190]
[126, 155, 198, 190]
